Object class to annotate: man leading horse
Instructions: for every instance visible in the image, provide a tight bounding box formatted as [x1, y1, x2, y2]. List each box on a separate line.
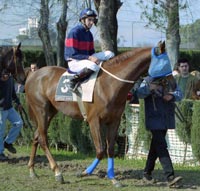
[136, 41, 183, 188]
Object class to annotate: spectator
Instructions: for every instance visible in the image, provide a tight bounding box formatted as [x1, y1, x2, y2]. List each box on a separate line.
[0, 73, 23, 161]
[190, 70, 200, 98]
[15, 63, 38, 93]
[175, 58, 199, 99]
[30, 63, 38, 72]
[190, 70, 200, 80]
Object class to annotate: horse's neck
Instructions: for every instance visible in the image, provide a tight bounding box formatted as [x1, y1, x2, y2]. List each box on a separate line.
[105, 48, 151, 82]
[99, 48, 151, 99]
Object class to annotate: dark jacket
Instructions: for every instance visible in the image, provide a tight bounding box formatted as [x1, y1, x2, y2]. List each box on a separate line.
[0, 76, 20, 110]
[136, 76, 182, 130]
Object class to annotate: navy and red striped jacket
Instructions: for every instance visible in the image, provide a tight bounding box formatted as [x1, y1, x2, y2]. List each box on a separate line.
[64, 24, 95, 61]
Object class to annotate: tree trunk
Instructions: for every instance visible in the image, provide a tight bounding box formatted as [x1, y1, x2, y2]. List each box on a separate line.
[94, 0, 122, 55]
[56, 0, 68, 67]
[38, 0, 55, 66]
[166, 0, 180, 69]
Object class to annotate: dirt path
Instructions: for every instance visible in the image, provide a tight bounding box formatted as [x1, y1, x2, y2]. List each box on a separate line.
[0, 153, 199, 191]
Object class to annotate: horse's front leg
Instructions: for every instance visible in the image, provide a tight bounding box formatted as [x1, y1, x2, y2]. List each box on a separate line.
[77, 118, 104, 177]
[38, 129, 64, 183]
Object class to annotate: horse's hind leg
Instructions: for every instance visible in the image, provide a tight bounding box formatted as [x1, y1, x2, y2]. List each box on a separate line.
[28, 129, 39, 178]
[37, 110, 64, 183]
[28, 103, 64, 183]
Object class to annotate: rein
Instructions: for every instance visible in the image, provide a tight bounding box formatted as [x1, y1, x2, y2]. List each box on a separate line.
[100, 65, 135, 84]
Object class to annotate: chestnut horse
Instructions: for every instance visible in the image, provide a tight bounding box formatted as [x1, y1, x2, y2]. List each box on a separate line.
[0, 43, 25, 84]
[25, 47, 152, 186]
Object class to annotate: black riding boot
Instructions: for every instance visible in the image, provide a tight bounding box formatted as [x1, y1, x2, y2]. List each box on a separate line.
[68, 68, 94, 92]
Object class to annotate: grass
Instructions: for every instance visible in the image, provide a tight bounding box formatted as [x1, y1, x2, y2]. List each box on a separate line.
[0, 145, 200, 191]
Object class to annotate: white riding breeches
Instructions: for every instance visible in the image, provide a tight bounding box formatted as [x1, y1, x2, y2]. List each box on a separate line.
[68, 50, 114, 73]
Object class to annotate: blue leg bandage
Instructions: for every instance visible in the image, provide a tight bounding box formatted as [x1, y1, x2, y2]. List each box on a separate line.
[107, 157, 115, 179]
[86, 158, 100, 174]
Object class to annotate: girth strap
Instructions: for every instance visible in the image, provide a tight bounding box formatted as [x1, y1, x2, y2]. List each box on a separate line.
[76, 92, 87, 121]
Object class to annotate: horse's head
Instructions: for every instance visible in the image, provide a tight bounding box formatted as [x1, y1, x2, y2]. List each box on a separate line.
[155, 40, 166, 56]
[0, 43, 26, 84]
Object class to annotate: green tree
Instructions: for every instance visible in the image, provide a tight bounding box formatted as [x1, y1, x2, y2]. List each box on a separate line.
[94, 0, 123, 54]
[38, 0, 55, 66]
[136, 0, 191, 68]
[191, 101, 200, 162]
[56, 0, 68, 67]
[180, 19, 200, 49]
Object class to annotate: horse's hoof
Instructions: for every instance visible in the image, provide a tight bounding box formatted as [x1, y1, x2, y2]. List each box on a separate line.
[112, 179, 123, 188]
[76, 171, 88, 178]
[55, 173, 64, 184]
[29, 171, 38, 179]
[113, 181, 123, 188]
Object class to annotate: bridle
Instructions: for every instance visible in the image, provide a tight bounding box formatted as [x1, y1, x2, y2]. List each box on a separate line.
[9, 47, 21, 78]
[0, 46, 23, 80]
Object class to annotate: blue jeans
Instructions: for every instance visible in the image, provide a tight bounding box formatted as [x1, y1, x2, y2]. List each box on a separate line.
[0, 107, 23, 154]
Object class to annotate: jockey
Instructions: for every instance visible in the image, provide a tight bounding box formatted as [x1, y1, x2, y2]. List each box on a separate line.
[64, 8, 114, 91]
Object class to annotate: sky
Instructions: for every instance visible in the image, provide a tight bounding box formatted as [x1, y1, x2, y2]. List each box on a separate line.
[116, 0, 200, 47]
[0, 0, 200, 47]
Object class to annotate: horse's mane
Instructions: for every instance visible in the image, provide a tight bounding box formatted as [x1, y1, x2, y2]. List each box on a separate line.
[103, 47, 151, 68]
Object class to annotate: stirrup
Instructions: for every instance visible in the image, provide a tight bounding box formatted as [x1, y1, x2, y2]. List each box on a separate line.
[72, 82, 80, 92]
[68, 82, 80, 92]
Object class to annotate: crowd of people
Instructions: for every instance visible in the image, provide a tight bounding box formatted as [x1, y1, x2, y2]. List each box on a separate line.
[1, 7, 200, 189]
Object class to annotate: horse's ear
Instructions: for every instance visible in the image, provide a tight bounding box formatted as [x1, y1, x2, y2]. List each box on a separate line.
[17, 42, 21, 50]
[157, 40, 161, 46]
[162, 41, 165, 47]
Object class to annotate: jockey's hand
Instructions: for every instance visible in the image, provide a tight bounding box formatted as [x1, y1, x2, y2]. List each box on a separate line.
[196, 91, 200, 96]
[163, 94, 173, 101]
[88, 56, 99, 64]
